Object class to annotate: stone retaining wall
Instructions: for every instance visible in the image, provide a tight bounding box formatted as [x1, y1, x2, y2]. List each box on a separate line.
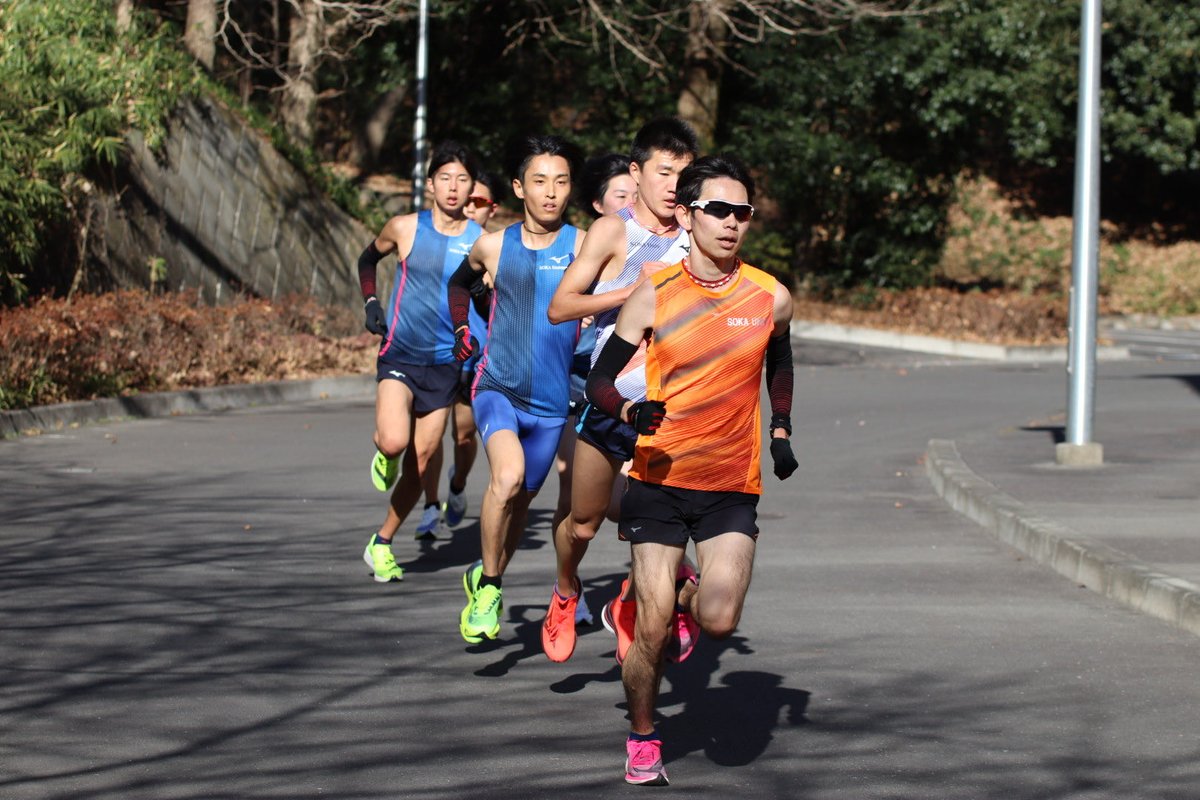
[90, 95, 371, 306]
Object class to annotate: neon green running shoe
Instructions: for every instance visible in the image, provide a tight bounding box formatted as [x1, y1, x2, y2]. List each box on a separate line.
[460, 583, 502, 643]
[362, 535, 404, 582]
[370, 451, 398, 492]
[462, 559, 483, 602]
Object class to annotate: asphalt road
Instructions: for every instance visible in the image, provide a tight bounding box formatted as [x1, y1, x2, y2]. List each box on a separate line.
[2, 342, 1198, 799]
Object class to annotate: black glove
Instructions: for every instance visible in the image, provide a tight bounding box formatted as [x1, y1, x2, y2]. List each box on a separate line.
[770, 438, 798, 480]
[453, 327, 479, 362]
[627, 400, 666, 435]
[364, 297, 387, 336]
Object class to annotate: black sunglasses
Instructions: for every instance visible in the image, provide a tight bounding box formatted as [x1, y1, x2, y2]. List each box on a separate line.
[688, 199, 754, 222]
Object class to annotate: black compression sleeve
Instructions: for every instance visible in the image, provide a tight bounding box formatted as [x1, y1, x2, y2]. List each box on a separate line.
[585, 334, 638, 419]
[765, 332, 794, 433]
[469, 275, 491, 322]
[447, 256, 477, 330]
[357, 241, 385, 299]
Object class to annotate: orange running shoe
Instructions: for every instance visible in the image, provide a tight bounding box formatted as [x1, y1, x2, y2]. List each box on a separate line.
[541, 578, 581, 662]
[601, 578, 637, 665]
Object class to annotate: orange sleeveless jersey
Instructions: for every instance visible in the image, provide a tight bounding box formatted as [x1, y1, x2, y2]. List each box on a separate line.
[629, 260, 778, 495]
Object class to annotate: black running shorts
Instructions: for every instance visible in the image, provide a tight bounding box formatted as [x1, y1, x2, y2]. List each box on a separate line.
[376, 358, 460, 414]
[576, 402, 638, 462]
[618, 477, 760, 545]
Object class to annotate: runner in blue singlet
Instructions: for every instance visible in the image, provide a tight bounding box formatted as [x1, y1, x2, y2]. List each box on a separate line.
[356, 141, 482, 583]
[446, 134, 585, 644]
[431, 169, 504, 533]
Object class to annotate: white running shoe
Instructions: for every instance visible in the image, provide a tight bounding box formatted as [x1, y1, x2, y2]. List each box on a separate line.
[575, 588, 594, 626]
[414, 504, 443, 540]
[444, 466, 468, 527]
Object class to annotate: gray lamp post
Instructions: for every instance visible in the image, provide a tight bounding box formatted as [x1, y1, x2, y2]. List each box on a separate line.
[410, 0, 429, 212]
[1059, 0, 1104, 467]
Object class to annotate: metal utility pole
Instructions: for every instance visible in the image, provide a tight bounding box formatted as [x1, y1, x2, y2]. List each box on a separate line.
[1059, 0, 1104, 466]
[410, 0, 429, 212]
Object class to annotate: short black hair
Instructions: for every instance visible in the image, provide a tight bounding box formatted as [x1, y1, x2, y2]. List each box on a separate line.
[674, 154, 756, 208]
[504, 134, 584, 185]
[471, 168, 503, 200]
[630, 118, 700, 169]
[578, 153, 632, 218]
[428, 140, 476, 181]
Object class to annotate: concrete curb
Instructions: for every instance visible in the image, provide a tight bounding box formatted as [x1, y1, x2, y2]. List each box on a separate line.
[0, 375, 375, 439]
[792, 320, 1131, 362]
[925, 438, 1200, 638]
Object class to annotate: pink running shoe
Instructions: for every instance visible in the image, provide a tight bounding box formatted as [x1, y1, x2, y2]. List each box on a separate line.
[624, 737, 669, 786]
[666, 560, 700, 663]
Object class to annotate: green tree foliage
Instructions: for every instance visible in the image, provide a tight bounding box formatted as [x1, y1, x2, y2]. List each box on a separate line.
[728, 0, 1200, 291]
[0, 0, 200, 303]
[3, 0, 1197, 303]
[320, 0, 679, 189]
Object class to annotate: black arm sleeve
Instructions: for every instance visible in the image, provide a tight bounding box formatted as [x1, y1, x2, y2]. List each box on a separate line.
[447, 256, 478, 330]
[765, 332, 794, 434]
[469, 275, 492, 322]
[357, 241, 385, 299]
[585, 334, 638, 419]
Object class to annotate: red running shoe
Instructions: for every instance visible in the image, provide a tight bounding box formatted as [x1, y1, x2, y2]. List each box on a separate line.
[601, 578, 636, 665]
[541, 578, 581, 662]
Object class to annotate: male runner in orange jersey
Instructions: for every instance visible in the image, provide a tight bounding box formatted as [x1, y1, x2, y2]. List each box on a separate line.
[583, 154, 798, 786]
[541, 119, 698, 663]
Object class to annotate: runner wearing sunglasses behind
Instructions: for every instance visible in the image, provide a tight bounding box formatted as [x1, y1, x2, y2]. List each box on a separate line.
[429, 169, 505, 535]
[584, 154, 798, 786]
[541, 118, 699, 666]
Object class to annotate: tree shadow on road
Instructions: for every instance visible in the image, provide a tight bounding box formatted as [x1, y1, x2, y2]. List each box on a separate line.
[470, 571, 625, 680]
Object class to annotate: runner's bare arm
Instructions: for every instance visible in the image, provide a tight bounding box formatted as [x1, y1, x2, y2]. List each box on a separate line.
[547, 215, 627, 323]
[772, 282, 794, 336]
[374, 213, 418, 260]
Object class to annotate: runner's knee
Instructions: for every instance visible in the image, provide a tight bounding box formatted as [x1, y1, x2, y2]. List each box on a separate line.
[412, 441, 441, 471]
[698, 603, 742, 640]
[489, 465, 526, 501]
[375, 431, 409, 458]
[567, 515, 601, 544]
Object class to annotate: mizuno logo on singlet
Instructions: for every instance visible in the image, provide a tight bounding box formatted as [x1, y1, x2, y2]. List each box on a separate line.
[389, 370, 407, 378]
[539, 255, 570, 270]
[450, 244, 472, 256]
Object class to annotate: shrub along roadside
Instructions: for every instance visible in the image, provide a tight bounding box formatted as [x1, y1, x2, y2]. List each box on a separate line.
[0, 291, 374, 410]
[0, 1, 201, 303]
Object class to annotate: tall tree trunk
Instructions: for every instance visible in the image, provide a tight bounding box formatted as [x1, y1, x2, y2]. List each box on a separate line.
[348, 82, 408, 171]
[184, 0, 217, 71]
[677, 0, 733, 151]
[115, 0, 133, 33]
[280, 0, 320, 149]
